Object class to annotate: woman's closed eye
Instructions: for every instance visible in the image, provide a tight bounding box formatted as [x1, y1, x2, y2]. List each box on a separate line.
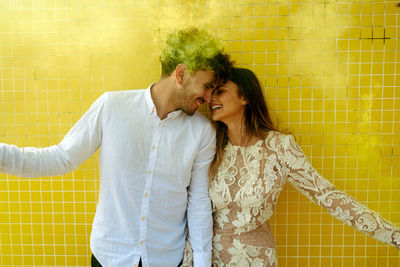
[212, 88, 225, 96]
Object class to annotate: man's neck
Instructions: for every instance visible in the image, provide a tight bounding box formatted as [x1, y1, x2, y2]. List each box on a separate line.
[150, 77, 177, 120]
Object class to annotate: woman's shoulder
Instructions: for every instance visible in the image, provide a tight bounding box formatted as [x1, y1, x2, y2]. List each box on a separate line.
[265, 130, 294, 142]
[263, 131, 297, 150]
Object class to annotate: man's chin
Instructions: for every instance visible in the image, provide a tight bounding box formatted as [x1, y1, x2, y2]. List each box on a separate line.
[178, 107, 196, 116]
[184, 109, 196, 116]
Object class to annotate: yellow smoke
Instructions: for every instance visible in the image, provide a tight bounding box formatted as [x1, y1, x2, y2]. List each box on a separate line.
[272, 0, 394, 195]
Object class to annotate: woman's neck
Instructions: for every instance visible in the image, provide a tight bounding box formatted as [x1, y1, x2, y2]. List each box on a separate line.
[226, 120, 258, 147]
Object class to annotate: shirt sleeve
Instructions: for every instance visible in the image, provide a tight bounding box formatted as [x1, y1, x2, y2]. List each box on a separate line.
[0, 94, 105, 178]
[186, 123, 215, 267]
[280, 134, 400, 249]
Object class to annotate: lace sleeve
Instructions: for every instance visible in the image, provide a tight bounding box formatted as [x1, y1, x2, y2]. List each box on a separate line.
[279, 134, 400, 249]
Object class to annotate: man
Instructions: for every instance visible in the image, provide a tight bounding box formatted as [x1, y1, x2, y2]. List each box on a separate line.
[0, 28, 232, 267]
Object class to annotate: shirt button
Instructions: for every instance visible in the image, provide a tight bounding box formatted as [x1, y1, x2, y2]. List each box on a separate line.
[152, 145, 156, 150]
[141, 216, 145, 221]
[148, 170, 152, 174]
[158, 122, 162, 126]
[144, 193, 148, 197]
[140, 241, 144, 245]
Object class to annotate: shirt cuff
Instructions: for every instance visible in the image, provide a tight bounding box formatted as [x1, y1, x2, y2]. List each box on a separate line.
[193, 252, 212, 267]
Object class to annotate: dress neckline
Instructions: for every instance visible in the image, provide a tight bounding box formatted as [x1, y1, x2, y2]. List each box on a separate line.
[227, 139, 264, 150]
[226, 131, 277, 150]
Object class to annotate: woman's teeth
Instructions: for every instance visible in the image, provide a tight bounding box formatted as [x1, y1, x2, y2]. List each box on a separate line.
[212, 105, 222, 110]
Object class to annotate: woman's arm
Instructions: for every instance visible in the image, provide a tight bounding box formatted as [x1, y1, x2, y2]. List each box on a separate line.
[278, 134, 400, 249]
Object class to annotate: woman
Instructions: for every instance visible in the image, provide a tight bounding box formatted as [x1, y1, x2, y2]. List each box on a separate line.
[183, 68, 400, 266]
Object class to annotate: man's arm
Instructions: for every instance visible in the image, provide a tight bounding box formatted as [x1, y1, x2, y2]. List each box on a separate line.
[0, 94, 105, 177]
[187, 123, 215, 267]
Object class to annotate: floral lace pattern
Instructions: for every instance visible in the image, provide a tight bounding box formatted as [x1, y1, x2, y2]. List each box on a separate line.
[183, 131, 400, 266]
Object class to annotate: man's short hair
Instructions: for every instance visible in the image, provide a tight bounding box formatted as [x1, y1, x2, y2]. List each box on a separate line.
[160, 28, 232, 82]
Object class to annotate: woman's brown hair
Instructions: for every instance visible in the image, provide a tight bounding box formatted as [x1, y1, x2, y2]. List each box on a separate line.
[209, 68, 277, 178]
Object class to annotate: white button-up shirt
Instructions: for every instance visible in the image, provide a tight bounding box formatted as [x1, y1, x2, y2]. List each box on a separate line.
[0, 85, 214, 267]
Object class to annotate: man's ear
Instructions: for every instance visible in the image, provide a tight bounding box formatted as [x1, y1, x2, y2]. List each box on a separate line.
[175, 64, 187, 85]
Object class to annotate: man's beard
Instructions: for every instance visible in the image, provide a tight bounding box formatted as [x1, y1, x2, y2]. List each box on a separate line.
[179, 101, 196, 116]
[175, 88, 196, 116]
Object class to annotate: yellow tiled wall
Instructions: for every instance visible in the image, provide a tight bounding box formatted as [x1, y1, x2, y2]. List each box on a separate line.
[0, 0, 399, 266]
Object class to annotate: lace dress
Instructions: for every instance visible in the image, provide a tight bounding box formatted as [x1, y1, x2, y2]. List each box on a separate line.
[183, 131, 400, 267]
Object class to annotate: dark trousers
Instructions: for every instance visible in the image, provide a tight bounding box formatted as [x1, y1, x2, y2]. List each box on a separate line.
[91, 255, 183, 267]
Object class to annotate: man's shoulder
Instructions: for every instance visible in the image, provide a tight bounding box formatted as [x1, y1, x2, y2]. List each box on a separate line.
[188, 111, 212, 126]
[102, 89, 147, 106]
[181, 111, 214, 139]
[104, 89, 146, 99]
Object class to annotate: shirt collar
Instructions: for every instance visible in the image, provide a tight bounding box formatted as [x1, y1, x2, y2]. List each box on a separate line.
[145, 83, 157, 115]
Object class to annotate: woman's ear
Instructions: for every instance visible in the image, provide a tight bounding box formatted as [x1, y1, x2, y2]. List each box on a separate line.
[175, 64, 187, 85]
[241, 97, 248, 106]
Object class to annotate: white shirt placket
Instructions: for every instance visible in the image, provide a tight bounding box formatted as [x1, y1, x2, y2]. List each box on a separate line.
[138, 117, 162, 264]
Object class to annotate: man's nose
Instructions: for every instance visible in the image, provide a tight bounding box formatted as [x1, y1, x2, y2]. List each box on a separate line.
[204, 90, 212, 103]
